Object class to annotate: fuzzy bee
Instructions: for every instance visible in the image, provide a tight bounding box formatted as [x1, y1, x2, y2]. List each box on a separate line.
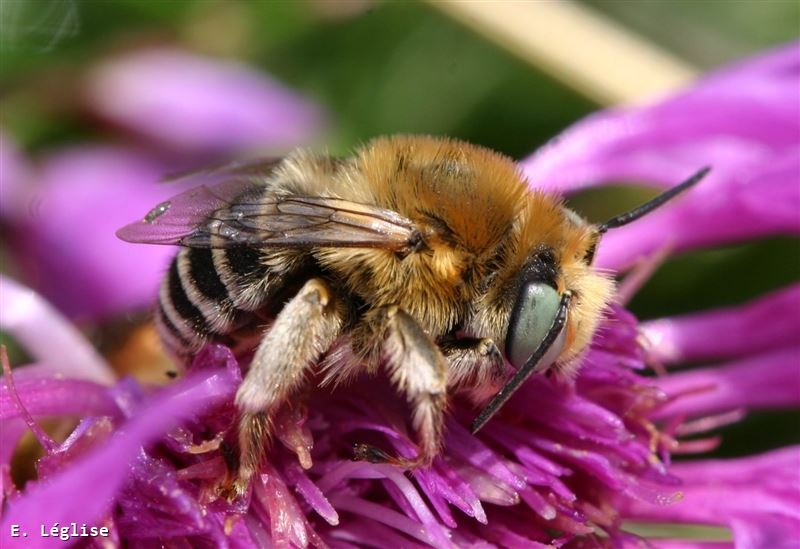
[118, 135, 708, 495]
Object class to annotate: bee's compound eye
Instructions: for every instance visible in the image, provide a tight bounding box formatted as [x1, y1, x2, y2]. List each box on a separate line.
[505, 283, 566, 371]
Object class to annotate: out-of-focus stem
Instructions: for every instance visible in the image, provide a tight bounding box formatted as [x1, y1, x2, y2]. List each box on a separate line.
[428, 0, 699, 106]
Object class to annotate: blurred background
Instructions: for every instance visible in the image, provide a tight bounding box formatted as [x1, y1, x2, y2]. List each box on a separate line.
[1, 0, 798, 460]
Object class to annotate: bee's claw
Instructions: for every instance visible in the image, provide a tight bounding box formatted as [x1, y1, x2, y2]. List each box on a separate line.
[218, 474, 250, 502]
[352, 443, 423, 469]
[353, 443, 391, 463]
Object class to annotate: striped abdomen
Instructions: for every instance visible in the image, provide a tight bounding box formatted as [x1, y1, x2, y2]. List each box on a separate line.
[156, 245, 303, 364]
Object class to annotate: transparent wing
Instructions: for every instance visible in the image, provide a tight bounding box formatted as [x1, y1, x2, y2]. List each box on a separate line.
[117, 178, 260, 245]
[117, 179, 419, 252]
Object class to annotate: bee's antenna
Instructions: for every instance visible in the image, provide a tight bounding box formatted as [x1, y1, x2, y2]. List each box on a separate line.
[597, 167, 711, 234]
[471, 293, 571, 435]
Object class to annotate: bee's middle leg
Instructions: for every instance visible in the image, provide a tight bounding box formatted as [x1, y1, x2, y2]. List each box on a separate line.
[354, 306, 448, 466]
[232, 277, 343, 496]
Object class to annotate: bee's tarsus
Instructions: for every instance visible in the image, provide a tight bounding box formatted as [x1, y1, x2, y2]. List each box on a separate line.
[352, 443, 424, 469]
[220, 475, 249, 503]
[353, 443, 392, 464]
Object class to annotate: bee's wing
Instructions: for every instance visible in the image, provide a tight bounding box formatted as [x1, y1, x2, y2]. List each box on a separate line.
[117, 178, 259, 245]
[117, 179, 419, 252]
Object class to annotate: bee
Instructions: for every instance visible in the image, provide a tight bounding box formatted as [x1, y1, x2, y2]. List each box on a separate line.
[118, 135, 708, 496]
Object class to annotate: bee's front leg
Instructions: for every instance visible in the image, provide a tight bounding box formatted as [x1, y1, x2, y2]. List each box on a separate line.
[353, 306, 448, 467]
[440, 337, 510, 403]
[230, 278, 343, 498]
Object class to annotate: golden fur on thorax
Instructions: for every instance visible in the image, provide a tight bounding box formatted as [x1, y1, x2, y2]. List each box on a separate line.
[283, 136, 526, 337]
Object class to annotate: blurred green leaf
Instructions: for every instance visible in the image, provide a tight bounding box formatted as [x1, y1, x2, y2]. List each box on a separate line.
[260, 1, 595, 156]
[630, 237, 800, 320]
[583, 0, 799, 68]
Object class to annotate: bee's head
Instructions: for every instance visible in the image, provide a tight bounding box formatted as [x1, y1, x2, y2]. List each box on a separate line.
[471, 167, 710, 434]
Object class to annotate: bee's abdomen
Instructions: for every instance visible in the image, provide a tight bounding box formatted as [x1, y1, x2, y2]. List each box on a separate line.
[157, 246, 275, 362]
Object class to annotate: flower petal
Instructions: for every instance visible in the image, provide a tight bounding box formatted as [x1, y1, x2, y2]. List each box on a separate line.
[641, 284, 800, 365]
[594, 151, 800, 269]
[0, 368, 236, 548]
[647, 541, 733, 549]
[519, 42, 800, 270]
[1, 366, 119, 421]
[85, 48, 324, 153]
[0, 277, 114, 383]
[283, 461, 339, 526]
[521, 43, 799, 194]
[4, 148, 186, 320]
[116, 450, 209, 539]
[654, 347, 800, 419]
[619, 447, 800, 548]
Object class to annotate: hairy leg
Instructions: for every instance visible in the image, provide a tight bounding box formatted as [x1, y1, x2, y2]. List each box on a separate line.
[231, 278, 343, 496]
[440, 337, 506, 387]
[351, 306, 448, 466]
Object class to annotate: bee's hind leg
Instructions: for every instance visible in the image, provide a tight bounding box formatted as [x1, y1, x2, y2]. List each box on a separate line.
[353, 306, 448, 468]
[230, 278, 343, 498]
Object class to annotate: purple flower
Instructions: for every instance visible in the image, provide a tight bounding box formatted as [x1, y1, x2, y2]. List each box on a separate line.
[2, 44, 799, 548]
[520, 42, 800, 270]
[85, 48, 325, 154]
[2, 146, 179, 320]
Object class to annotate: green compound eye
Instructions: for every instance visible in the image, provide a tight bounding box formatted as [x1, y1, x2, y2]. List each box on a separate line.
[505, 283, 566, 371]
